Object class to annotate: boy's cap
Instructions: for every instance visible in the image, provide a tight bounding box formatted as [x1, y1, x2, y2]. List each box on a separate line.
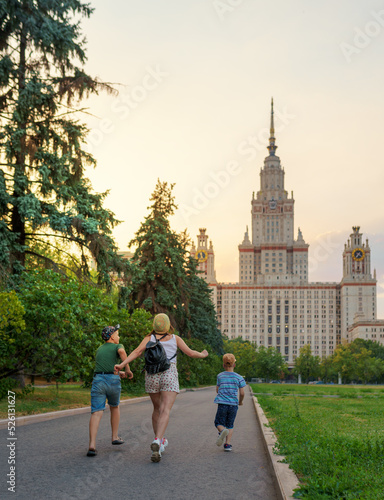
[223, 353, 236, 366]
[153, 313, 170, 333]
[101, 324, 120, 341]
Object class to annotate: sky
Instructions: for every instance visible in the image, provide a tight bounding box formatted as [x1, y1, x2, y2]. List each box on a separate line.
[78, 0, 384, 316]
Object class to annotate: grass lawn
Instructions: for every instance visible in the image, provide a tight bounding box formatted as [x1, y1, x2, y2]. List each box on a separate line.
[251, 383, 384, 500]
[0, 383, 147, 419]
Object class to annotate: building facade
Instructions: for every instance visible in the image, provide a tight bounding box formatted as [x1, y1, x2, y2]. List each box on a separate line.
[192, 100, 383, 365]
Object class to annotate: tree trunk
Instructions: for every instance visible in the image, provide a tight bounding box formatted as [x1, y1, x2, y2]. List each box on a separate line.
[11, 24, 27, 272]
[11, 369, 26, 388]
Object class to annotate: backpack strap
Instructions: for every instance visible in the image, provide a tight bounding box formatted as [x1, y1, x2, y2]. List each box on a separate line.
[152, 333, 168, 343]
[151, 333, 177, 360]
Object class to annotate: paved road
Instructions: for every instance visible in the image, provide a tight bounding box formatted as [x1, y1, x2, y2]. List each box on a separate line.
[1, 387, 278, 500]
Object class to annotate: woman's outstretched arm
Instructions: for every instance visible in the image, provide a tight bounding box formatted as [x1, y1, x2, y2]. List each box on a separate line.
[175, 336, 209, 358]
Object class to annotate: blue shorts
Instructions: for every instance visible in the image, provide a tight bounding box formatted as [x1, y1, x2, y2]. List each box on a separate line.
[91, 374, 121, 413]
[214, 403, 238, 430]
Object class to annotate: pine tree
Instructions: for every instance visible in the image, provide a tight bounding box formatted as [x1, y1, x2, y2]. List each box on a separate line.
[0, 1, 124, 285]
[127, 180, 189, 331]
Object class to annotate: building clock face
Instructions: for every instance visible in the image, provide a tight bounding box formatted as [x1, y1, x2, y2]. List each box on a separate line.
[352, 248, 365, 261]
[196, 250, 208, 263]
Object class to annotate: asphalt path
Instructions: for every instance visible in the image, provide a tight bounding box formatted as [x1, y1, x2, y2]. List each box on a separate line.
[1, 386, 278, 500]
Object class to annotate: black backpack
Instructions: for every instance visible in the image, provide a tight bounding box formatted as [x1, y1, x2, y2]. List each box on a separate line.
[144, 334, 176, 374]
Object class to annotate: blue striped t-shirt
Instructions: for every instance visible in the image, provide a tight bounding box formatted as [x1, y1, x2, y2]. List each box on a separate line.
[214, 371, 246, 406]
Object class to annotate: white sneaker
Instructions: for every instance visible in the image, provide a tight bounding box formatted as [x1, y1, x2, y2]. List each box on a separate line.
[161, 438, 168, 449]
[216, 428, 229, 447]
[150, 438, 162, 462]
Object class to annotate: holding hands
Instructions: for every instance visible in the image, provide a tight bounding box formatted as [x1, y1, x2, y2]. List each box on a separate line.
[114, 365, 134, 380]
[114, 363, 123, 373]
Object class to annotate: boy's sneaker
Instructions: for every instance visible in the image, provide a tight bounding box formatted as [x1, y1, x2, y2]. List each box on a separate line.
[216, 428, 229, 446]
[150, 438, 162, 462]
[224, 444, 232, 452]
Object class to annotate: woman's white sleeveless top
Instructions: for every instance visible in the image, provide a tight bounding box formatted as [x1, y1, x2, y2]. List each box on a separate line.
[151, 334, 177, 363]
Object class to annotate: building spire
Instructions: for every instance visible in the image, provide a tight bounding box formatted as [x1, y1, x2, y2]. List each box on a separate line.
[267, 97, 277, 156]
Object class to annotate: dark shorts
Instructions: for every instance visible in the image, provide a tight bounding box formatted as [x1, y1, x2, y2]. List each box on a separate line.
[214, 403, 238, 430]
[91, 374, 121, 413]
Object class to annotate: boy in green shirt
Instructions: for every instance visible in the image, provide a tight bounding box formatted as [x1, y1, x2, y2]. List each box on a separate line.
[87, 325, 133, 457]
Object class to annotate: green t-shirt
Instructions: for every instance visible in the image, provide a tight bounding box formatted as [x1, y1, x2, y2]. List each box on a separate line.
[94, 342, 124, 373]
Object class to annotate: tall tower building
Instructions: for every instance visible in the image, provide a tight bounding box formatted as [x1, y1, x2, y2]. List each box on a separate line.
[340, 226, 376, 339]
[190, 228, 216, 284]
[239, 99, 308, 286]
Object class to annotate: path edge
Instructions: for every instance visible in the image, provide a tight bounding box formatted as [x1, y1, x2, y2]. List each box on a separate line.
[251, 386, 300, 500]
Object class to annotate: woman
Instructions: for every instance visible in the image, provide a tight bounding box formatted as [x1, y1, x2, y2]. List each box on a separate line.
[114, 313, 208, 462]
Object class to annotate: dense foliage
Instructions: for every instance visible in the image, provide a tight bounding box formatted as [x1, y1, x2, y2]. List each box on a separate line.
[0, 269, 222, 393]
[293, 344, 320, 383]
[184, 257, 223, 352]
[176, 338, 222, 387]
[0, 270, 152, 385]
[222, 338, 258, 379]
[255, 345, 287, 381]
[222, 338, 288, 381]
[294, 340, 384, 384]
[0, 0, 125, 285]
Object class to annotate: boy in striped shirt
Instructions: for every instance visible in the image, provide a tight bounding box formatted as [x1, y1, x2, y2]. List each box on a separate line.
[214, 353, 246, 452]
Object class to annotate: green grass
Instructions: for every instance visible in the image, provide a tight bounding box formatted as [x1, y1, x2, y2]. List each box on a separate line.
[252, 383, 384, 398]
[0, 383, 146, 419]
[251, 384, 384, 499]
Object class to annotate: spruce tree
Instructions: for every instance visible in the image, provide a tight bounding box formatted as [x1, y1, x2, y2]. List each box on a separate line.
[127, 180, 189, 331]
[0, 1, 124, 285]
[127, 180, 223, 352]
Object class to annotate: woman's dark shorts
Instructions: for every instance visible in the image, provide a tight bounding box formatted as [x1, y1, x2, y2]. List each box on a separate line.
[214, 403, 238, 430]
